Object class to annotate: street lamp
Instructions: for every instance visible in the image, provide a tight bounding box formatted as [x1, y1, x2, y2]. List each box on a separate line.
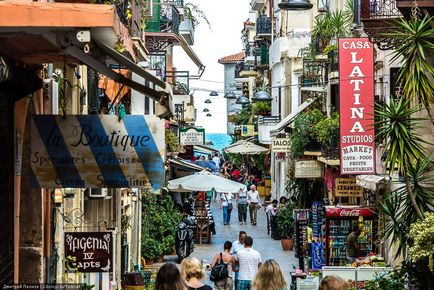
[203, 108, 209, 112]
[278, 0, 313, 10]
[224, 91, 237, 99]
[235, 95, 251, 105]
[209, 91, 218, 96]
[206, 113, 212, 117]
[252, 91, 272, 102]
[204, 99, 212, 104]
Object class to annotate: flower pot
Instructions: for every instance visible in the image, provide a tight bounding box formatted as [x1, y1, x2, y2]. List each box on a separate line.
[281, 238, 294, 251]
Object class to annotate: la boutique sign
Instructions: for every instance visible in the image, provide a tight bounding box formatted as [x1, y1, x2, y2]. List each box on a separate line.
[339, 38, 375, 174]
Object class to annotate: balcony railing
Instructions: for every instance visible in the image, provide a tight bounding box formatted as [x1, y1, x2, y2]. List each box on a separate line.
[166, 71, 190, 95]
[258, 115, 281, 124]
[256, 14, 272, 36]
[301, 59, 325, 87]
[146, 3, 180, 35]
[361, 0, 401, 19]
[235, 62, 257, 78]
[162, 0, 184, 8]
[148, 52, 167, 79]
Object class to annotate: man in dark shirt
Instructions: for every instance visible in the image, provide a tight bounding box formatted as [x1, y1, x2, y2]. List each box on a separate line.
[346, 225, 361, 263]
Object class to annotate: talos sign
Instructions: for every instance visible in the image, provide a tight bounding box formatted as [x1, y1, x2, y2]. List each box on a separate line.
[65, 232, 112, 272]
[179, 127, 205, 145]
[31, 115, 165, 189]
[271, 138, 291, 152]
[339, 38, 375, 174]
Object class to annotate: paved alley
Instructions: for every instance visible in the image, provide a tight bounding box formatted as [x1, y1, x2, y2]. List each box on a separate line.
[192, 198, 299, 286]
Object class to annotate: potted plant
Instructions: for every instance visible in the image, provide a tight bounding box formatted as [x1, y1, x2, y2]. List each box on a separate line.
[276, 203, 295, 251]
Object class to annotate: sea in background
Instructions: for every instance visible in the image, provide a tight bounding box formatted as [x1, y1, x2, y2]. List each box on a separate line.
[205, 133, 232, 152]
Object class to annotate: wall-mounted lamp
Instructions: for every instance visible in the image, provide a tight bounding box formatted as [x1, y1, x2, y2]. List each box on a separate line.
[54, 189, 63, 205]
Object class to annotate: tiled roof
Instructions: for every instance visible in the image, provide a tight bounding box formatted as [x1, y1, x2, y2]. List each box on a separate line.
[218, 52, 245, 64]
[244, 21, 255, 26]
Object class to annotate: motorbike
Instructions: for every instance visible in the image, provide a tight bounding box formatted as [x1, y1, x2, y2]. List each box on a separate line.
[175, 215, 196, 262]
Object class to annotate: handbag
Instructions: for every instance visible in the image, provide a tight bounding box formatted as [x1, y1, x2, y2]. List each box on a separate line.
[227, 202, 233, 210]
[210, 253, 229, 282]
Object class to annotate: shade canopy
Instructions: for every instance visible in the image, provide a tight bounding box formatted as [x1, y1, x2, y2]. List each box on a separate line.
[167, 171, 246, 193]
[224, 140, 270, 155]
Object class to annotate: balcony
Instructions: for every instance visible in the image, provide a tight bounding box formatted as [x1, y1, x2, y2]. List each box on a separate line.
[256, 14, 272, 38]
[146, 2, 180, 35]
[179, 18, 195, 45]
[258, 115, 281, 144]
[166, 70, 190, 95]
[301, 59, 325, 88]
[235, 62, 259, 78]
[251, 0, 266, 11]
[258, 115, 281, 125]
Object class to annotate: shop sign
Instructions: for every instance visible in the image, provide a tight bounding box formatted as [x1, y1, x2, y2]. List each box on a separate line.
[339, 38, 375, 175]
[64, 232, 112, 273]
[241, 125, 255, 136]
[271, 138, 291, 152]
[294, 160, 323, 178]
[179, 127, 205, 145]
[31, 115, 165, 189]
[335, 178, 363, 197]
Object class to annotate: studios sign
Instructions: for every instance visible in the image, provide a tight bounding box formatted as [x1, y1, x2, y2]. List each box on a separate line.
[339, 38, 375, 174]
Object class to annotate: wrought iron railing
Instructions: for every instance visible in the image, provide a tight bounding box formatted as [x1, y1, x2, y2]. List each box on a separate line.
[361, 0, 401, 19]
[166, 70, 190, 95]
[256, 14, 272, 36]
[148, 52, 167, 79]
[234, 62, 256, 78]
[301, 59, 325, 87]
[146, 3, 181, 35]
[162, 0, 184, 8]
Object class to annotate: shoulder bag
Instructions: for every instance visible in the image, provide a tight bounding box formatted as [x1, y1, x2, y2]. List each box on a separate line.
[210, 253, 229, 282]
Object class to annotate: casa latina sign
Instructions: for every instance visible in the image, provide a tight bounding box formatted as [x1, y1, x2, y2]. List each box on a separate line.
[339, 38, 375, 175]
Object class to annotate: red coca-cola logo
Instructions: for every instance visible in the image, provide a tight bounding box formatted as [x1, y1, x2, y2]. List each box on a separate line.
[340, 209, 360, 217]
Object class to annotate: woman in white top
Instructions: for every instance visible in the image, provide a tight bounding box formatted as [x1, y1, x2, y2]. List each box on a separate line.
[210, 241, 237, 290]
[220, 192, 234, 225]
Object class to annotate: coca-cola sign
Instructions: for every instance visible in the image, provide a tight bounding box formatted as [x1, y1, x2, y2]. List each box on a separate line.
[340, 209, 360, 217]
[64, 232, 112, 272]
[326, 206, 376, 218]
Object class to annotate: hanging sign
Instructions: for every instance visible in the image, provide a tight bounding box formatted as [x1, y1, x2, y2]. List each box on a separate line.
[335, 178, 363, 197]
[271, 138, 291, 152]
[64, 232, 112, 273]
[31, 115, 165, 189]
[275, 152, 287, 163]
[179, 127, 205, 145]
[339, 38, 375, 175]
[241, 125, 255, 136]
[294, 160, 323, 178]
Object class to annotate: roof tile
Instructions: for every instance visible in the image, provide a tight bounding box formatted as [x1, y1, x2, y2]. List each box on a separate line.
[218, 51, 245, 64]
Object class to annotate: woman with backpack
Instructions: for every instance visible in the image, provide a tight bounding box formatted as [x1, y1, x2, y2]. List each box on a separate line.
[210, 241, 238, 290]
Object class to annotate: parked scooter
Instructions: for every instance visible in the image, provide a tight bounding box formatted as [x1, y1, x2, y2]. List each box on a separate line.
[175, 215, 196, 262]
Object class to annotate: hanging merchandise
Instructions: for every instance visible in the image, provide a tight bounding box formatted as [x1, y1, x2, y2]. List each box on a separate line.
[294, 209, 310, 271]
[311, 201, 325, 238]
[312, 241, 325, 270]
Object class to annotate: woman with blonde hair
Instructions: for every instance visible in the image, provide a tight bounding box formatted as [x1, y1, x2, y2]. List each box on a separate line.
[180, 257, 213, 290]
[252, 259, 288, 290]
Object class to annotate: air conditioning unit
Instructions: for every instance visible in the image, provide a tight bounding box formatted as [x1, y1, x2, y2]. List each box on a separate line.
[43, 79, 59, 114]
[86, 188, 109, 199]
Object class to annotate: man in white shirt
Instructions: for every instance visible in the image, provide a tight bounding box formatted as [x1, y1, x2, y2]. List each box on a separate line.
[235, 236, 262, 290]
[265, 199, 278, 235]
[212, 153, 221, 169]
[247, 185, 260, 225]
[231, 231, 247, 290]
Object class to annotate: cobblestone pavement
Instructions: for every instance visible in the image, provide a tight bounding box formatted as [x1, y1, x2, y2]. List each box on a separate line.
[191, 198, 299, 286]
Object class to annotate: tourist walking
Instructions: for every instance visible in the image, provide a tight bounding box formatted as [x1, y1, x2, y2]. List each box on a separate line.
[180, 257, 213, 290]
[154, 262, 186, 290]
[235, 236, 262, 290]
[247, 185, 260, 225]
[231, 231, 247, 290]
[220, 192, 234, 225]
[210, 241, 237, 290]
[252, 259, 288, 290]
[237, 188, 248, 225]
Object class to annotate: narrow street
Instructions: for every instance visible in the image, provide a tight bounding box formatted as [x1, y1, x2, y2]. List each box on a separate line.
[192, 198, 298, 286]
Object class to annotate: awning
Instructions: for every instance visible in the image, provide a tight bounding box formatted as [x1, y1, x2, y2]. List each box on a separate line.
[270, 98, 317, 134]
[356, 175, 386, 191]
[194, 144, 219, 155]
[0, 1, 170, 106]
[168, 157, 207, 172]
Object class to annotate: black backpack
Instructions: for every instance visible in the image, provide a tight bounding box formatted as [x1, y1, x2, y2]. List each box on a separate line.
[209, 253, 229, 282]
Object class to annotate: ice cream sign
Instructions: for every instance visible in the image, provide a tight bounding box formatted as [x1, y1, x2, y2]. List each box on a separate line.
[339, 38, 375, 174]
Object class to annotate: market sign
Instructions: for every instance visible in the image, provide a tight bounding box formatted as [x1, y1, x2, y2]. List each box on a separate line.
[31, 115, 165, 189]
[335, 178, 363, 197]
[294, 160, 323, 178]
[64, 232, 112, 273]
[241, 125, 255, 136]
[271, 138, 291, 152]
[179, 127, 205, 145]
[339, 38, 375, 175]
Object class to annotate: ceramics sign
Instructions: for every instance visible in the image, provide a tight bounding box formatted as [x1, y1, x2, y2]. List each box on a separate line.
[335, 178, 363, 197]
[64, 232, 112, 273]
[179, 127, 205, 145]
[31, 115, 165, 189]
[339, 38, 375, 175]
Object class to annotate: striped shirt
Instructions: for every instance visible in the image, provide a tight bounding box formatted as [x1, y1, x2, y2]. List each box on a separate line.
[238, 190, 248, 205]
[236, 248, 262, 281]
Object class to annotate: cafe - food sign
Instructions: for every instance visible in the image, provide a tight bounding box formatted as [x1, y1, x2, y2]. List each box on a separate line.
[65, 232, 112, 273]
[271, 138, 291, 152]
[31, 115, 165, 189]
[179, 127, 205, 145]
[335, 178, 363, 197]
[339, 38, 375, 175]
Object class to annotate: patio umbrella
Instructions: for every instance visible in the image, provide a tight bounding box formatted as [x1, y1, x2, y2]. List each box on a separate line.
[223, 140, 270, 155]
[167, 171, 246, 193]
